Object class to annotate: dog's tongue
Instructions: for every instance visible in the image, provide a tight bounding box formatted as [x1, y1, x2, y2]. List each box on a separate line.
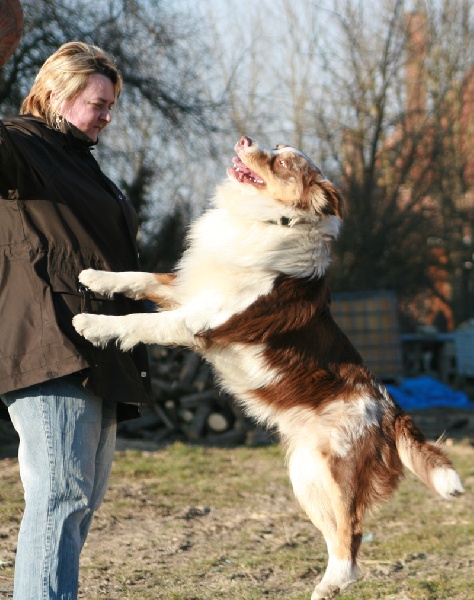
[232, 156, 252, 174]
[229, 156, 265, 186]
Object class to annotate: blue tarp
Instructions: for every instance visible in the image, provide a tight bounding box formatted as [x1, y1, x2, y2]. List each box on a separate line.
[386, 376, 473, 410]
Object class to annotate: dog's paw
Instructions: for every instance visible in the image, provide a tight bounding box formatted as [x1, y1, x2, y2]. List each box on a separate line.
[73, 313, 142, 351]
[311, 584, 341, 599]
[311, 564, 362, 599]
[72, 313, 115, 347]
[78, 269, 115, 297]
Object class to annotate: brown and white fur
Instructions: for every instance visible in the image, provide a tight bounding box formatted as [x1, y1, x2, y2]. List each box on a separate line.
[73, 136, 464, 599]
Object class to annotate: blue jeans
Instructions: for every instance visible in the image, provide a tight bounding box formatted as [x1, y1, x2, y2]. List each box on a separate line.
[1, 374, 117, 600]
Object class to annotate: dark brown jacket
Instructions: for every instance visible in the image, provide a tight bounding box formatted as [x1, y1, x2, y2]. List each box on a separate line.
[0, 115, 150, 421]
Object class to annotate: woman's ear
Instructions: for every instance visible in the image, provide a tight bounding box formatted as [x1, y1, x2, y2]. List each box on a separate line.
[49, 90, 58, 111]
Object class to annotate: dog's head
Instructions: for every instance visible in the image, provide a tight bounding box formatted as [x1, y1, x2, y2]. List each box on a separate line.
[227, 136, 345, 221]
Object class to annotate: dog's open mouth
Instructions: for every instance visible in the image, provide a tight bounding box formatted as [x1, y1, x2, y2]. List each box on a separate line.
[228, 157, 266, 188]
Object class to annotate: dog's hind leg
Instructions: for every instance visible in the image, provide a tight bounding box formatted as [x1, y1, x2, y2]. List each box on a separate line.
[288, 444, 363, 599]
[315, 453, 365, 599]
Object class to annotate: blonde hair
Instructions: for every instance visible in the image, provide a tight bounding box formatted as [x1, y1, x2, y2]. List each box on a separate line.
[21, 41, 122, 130]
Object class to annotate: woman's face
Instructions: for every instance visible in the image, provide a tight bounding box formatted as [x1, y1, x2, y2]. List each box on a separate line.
[60, 73, 116, 142]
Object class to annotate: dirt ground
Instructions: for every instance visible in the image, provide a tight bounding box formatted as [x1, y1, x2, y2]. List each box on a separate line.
[0, 408, 473, 600]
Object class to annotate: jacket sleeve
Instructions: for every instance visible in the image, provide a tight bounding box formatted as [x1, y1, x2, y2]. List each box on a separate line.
[0, 119, 43, 200]
[0, 121, 21, 250]
[0, 120, 16, 198]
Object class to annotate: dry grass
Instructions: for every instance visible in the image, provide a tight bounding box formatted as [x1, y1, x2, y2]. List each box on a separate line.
[0, 435, 473, 599]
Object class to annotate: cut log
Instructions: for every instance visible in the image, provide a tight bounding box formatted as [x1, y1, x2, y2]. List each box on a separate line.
[179, 352, 202, 385]
[119, 345, 264, 445]
[180, 389, 219, 409]
[207, 412, 230, 433]
[182, 404, 213, 440]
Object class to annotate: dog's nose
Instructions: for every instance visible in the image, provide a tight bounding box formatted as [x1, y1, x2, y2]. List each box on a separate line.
[238, 136, 252, 148]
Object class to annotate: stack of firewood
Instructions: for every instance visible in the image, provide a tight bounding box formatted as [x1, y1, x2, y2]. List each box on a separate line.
[117, 345, 275, 446]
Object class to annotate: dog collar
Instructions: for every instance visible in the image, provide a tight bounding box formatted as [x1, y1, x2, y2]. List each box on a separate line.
[267, 216, 311, 227]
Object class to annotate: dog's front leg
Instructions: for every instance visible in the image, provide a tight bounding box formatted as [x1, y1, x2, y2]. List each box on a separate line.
[78, 269, 179, 306]
[72, 311, 195, 351]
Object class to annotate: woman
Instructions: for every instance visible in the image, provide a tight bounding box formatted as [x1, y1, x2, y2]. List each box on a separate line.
[0, 42, 150, 599]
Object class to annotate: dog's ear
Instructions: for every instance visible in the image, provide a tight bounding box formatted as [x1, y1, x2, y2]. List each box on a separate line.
[318, 180, 346, 221]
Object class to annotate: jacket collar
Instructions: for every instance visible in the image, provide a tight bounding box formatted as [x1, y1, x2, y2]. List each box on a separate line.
[9, 115, 97, 152]
[62, 119, 98, 151]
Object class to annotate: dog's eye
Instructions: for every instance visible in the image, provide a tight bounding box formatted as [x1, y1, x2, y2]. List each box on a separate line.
[279, 159, 287, 168]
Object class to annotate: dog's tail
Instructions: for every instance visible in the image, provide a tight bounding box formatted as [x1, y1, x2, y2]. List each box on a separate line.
[395, 413, 464, 499]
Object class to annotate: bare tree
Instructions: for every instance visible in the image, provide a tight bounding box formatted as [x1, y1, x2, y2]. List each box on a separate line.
[423, 0, 474, 323]
[204, 0, 474, 327]
[302, 0, 474, 329]
[316, 3, 436, 294]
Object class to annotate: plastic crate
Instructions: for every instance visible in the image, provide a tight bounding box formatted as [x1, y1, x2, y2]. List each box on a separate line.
[331, 290, 404, 381]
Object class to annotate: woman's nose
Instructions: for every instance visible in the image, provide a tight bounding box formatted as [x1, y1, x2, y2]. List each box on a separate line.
[101, 109, 112, 122]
